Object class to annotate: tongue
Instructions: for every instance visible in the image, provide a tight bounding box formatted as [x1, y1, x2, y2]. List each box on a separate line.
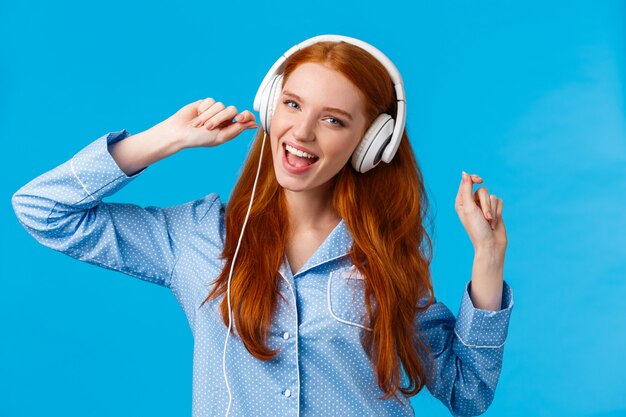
[287, 151, 316, 168]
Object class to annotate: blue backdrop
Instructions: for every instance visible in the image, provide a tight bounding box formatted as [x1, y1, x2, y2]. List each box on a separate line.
[2, 1, 624, 416]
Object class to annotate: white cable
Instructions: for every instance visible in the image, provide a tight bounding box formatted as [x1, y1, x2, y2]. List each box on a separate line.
[223, 129, 267, 417]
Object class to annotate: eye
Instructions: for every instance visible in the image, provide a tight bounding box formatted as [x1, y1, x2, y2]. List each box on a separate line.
[282, 98, 345, 127]
[283, 99, 300, 109]
[324, 116, 345, 127]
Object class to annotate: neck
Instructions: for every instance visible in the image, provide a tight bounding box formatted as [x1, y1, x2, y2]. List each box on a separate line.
[283, 182, 341, 232]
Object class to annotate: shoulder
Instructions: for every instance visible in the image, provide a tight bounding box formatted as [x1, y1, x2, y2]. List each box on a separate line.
[162, 192, 223, 225]
[161, 192, 225, 252]
[196, 192, 226, 249]
[194, 192, 224, 223]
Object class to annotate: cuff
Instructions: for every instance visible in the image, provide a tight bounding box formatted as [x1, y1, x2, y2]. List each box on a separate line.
[69, 129, 147, 202]
[454, 279, 514, 348]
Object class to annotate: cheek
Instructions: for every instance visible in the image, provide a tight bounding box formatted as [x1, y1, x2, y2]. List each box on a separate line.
[270, 106, 286, 128]
[347, 134, 363, 156]
[322, 143, 350, 166]
[269, 117, 286, 142]
[271, 137, 281, 159]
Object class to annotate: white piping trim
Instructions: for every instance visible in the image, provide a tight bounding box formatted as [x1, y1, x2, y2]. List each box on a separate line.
[453, 328, 506, 349]
[70, 155, 96, 202]
[327, 270, 373, 332]
[278, 270, 301, 417]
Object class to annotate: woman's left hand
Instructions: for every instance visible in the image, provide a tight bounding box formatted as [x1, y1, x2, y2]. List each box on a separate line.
[455, 171, 507, 253]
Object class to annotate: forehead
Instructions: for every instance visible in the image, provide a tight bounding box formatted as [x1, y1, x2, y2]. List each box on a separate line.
[283, 62, 363, 111]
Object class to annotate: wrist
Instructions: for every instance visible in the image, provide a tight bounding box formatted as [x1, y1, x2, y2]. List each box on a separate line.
[474, 245, 506, 266]
[151, 122, 186, 154]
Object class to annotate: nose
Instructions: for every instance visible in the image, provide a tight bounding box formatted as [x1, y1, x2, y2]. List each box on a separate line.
[291, 113, 316, 142]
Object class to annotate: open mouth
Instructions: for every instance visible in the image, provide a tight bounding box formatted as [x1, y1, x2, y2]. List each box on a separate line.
[283, 143, 320, 168]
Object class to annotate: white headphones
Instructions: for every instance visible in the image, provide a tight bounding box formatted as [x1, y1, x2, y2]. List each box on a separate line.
[253, 34, 407, 173]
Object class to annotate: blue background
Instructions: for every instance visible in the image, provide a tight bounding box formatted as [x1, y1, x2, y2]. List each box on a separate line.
[2, 1, 625, 416]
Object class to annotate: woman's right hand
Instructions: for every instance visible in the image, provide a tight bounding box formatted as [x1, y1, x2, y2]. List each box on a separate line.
[157, 97, 258, 149]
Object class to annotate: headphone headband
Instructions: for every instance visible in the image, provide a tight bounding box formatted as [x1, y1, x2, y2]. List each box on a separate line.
[254, 34, 407, 170]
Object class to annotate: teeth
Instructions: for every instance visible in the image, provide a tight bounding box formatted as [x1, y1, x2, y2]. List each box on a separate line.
[286, 144, 317, 159]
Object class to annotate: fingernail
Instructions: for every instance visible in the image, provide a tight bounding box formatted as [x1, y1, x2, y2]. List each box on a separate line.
[462, 171, 468, 181]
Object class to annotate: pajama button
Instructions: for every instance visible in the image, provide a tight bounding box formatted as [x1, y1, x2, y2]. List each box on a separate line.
[284, 389, 291, 397]
[283, 332, 289, 340]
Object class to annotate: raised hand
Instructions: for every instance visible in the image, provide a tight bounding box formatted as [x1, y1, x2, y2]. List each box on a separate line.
[455, 171, 507, 253]
[157, 97, 258, 149]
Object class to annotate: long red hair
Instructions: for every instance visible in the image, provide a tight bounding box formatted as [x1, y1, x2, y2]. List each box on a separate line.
[201, 40, 437, 402]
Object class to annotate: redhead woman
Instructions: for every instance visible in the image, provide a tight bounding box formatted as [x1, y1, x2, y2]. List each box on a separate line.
[12, 34, 514, 417]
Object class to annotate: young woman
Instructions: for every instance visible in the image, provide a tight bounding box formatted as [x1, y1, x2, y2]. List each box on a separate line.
[12, 34, 514, 417]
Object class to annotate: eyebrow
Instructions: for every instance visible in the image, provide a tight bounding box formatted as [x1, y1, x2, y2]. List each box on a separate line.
[282, 90, 353, 121]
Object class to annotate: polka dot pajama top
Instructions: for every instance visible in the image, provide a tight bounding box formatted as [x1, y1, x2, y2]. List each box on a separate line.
[12, 129, 515, 417]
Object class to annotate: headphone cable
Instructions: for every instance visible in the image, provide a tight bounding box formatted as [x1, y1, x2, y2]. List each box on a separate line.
[223, 128, 267, 417]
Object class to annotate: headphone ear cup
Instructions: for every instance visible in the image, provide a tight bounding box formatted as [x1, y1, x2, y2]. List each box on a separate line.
[260, 74, 283, 134]
[351, 113, 395, 173]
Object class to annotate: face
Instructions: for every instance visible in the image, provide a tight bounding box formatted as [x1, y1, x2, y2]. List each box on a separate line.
[269, 62, 368, 194]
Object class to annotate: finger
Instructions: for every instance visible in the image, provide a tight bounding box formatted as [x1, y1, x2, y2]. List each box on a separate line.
[455, 175, 464, 210]
[496, 197, 503, 221]
[206, 105, 239, 129]
[456, 172, 484, 213]
[235, 110, 256, 123]
[489, 194, 498, 221]
[198, 97, 216, 114]
[217, 119, 256, 142]
[474, 187, 492, 220]
[494, 198, 504, 230]
[460, 171, 476, 211]
[192, 101, 225, 127]
[183, 99, 204, 118]
[471, 174, 483, 183]
[234, 120, 258, 130]
[488, 195, 498, 229]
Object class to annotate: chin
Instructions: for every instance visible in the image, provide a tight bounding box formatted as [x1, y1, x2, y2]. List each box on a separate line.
[275, 175, 311, 192]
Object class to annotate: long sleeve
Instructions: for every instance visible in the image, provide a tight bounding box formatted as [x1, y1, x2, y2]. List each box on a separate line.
[11, 129, 221, 289]
[415, 279, 514, 417]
